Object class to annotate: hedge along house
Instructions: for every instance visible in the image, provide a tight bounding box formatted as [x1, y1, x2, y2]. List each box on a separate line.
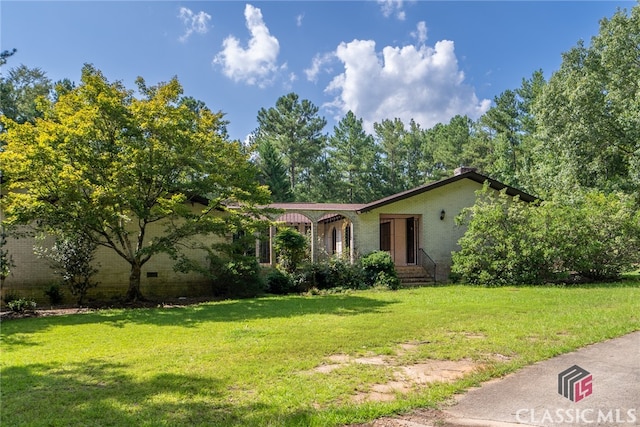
[263, 168, 537, 282]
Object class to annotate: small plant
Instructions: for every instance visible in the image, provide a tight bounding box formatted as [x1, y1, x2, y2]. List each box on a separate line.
[7, 298, 37, 313]
[36, 233, 99, 305]
[0, 226, 16, 292]
[273, 228, 307, 273]
[361, 251, 400, 289]
[44, 284, 65, 305]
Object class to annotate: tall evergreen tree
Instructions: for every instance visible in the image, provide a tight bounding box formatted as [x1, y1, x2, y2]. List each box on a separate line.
[374, 118, 407, 195]
[256, 138, 293, 202]
[254, 93, 326, 196]
[329, 111, 382, 203]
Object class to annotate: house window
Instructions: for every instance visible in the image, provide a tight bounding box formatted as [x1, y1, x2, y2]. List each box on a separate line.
[259, 237, 270, 264]
[380, 221, 391, 251]
[344, 224, 351, 252]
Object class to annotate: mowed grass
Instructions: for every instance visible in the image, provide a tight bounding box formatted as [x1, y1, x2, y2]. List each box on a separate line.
[2, 283, 639, 426]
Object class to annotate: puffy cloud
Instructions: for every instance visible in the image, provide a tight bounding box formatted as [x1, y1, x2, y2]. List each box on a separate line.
[296, 13, 304, 27]
[377, 0, 406, 21]
[325, 38, 491, 132]
[178, 7, 211, 42]
[213, 4, 284, 88]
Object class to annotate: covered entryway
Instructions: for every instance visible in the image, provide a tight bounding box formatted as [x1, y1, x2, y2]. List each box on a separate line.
[261, 203, 364, 265]
[379, 215, 420, 266]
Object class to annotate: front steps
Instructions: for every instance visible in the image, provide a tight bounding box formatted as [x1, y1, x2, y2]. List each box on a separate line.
[396, 265, 435, 287]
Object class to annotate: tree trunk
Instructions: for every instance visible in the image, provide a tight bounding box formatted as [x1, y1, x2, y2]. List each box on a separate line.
[126, 262, 145, 302]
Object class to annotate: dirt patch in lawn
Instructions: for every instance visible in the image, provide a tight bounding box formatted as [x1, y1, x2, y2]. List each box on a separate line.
[311, 342, 481, 403]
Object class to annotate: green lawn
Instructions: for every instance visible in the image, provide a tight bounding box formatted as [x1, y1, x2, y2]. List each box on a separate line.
[2, 283, 639, 426]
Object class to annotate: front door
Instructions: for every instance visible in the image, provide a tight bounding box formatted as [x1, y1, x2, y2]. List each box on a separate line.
[380, 221, 391, 252]
[379, 216, 420, 265]
[406, 217, 415, 264]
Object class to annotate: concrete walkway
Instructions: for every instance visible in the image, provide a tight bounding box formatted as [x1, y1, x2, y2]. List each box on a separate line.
[363, 331, 640, 427]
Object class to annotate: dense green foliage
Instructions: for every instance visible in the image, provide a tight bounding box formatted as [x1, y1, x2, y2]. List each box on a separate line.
[6, 297, 36, 313]
[452, 186, 640, 285]
[361, 251, 400, 290]
[273, 228, 308, 273]
[297, 256, 366, 291]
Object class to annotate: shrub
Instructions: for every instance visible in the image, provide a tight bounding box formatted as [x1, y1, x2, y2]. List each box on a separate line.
[44, 284, 65, 305]
[208, 254, 265, 298]
[452, 186, 640, 285]
[452, 188, 550, 286]
[7, 298, 37, 313]
[266, 269, 295, 295]
[361, 251, 400, 289]
[273, 228, 307, 273]
[36, 233, 99, 305]
[297, 257, 365, 291]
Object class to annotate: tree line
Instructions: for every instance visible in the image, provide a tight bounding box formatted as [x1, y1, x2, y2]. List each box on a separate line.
[252, 3, 638, 205]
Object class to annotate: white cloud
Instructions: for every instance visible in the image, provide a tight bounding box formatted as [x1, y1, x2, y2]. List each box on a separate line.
[377, 0, 406, 21]
[324, 38, 491, 132]
[296, 13, 304, 27]
[213, 4, 284, 88]
[411, 21, 427, 44]
[178, 7, 211, 42]
[304, 52, 335, 83]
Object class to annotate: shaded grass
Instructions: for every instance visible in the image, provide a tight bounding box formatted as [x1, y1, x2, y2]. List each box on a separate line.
[2, 283, 639, 426]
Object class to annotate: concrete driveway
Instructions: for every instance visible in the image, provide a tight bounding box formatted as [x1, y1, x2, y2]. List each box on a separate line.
[360, 331, 640, 427]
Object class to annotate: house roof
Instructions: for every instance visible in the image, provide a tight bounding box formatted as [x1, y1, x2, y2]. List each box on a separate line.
[266, 171, 537, 215]
[268, 202, 366, 211]
[356, 170, 537, 213]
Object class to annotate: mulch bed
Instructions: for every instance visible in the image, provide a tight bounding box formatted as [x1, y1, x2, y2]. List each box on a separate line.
[0, 296, 215, 322]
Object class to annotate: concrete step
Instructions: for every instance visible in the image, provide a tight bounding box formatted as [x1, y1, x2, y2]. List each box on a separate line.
[395, 266, 434, 287]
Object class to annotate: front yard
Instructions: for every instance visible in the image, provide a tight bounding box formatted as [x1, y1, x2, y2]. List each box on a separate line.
[2, 283, 639, 426]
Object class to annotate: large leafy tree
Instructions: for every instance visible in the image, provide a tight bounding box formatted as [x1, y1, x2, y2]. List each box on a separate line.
[0, 65, 52, 128]
[0, 65, 271, 301]
[254, 93, 326, 197]
[534, 5, 640, 198]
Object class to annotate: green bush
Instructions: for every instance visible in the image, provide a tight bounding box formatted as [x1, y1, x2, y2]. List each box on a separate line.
[265, 269, 295, 295]
[36, 233, 99, 305]
[44, 284, 65, 305]
[361, 251, 400, 289]
[297, 257, 365, 291]
[175, 242, 265, 298]
[7, 298, 37, 313]
[209, 255, 265, 298]
[452, 186, 640, 285]
[273, 228, 307, 273]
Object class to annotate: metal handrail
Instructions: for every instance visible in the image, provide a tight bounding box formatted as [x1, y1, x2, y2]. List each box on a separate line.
[418, 248, 437, 282]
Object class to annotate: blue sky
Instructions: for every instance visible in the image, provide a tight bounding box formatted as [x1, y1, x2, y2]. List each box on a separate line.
[1, 1, 634, 141]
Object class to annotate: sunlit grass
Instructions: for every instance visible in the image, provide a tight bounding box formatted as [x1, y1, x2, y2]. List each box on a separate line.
[2, 282, 639, 426]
